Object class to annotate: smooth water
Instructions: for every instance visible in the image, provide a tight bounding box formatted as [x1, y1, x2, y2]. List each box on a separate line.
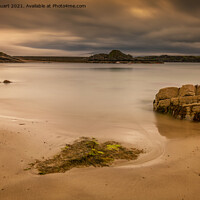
[0, 63, 200, 145]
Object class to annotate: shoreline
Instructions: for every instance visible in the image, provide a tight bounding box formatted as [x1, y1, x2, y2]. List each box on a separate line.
[0, 114, 200, 199]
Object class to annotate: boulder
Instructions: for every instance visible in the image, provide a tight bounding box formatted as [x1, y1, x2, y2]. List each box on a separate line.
[3, 80, 12, 84]
[156, 87, 179, 101]
[179, 84, 195, 97]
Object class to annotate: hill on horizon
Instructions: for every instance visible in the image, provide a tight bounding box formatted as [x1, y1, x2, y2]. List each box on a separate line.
[89, 50, 133, 62]
[0, 52, 22, 63]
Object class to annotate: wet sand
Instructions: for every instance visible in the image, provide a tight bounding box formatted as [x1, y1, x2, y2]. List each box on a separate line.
[0, 115, 200, 200]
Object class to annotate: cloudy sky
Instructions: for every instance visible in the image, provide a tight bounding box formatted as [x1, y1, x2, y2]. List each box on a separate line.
[0, 0, 200, 56]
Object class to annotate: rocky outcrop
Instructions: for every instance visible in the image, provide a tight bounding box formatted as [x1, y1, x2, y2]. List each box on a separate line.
[153, 84, 200, 121]
[3, 80, 12, 84]
[0, 52, 22, 63]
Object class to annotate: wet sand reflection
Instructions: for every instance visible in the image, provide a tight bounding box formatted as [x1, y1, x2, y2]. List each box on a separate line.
[155, 112, 200, 139]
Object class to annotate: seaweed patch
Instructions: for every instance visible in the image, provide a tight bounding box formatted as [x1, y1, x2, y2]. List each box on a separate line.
[29, 137, 143, 175]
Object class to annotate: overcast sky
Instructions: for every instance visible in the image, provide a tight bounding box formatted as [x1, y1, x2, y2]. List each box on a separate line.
[0, 0, 200, 56]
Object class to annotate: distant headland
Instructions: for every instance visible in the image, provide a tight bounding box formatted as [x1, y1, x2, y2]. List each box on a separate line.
[0, 52, 23, 63]
[1, 50, 200, 63]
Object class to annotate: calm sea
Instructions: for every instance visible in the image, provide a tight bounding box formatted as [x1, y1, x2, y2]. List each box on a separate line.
[0, 63, 200, 153]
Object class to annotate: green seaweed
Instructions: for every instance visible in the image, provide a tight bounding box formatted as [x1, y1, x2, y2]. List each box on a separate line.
[106, 144, 121, 151]
[30, 137, 143, 175]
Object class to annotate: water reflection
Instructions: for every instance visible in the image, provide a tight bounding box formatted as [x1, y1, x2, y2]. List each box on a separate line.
[155, 112, 200, 139]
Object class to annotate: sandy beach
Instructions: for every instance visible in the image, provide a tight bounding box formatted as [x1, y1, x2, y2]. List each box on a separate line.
[0, 114, 200, 200]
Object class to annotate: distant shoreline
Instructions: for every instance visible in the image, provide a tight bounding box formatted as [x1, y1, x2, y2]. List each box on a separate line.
[14, 56, 164, 64]
[14, 55, 200, 64]
[1, 50, 200, 63]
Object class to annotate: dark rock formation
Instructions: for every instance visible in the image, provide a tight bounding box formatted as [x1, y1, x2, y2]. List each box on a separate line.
[89, 50, 133, 62]
[0, 52, 22, 63]
[153, 84, 200, 121]
[3, 80, 12, 84]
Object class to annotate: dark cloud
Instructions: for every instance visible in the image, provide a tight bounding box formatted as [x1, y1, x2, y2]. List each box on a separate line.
[170, 0, 200, 14]
[0, 0, 200, 55]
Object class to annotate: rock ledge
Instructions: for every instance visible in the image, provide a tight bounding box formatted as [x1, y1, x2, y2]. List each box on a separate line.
[153, 84, 200, 121]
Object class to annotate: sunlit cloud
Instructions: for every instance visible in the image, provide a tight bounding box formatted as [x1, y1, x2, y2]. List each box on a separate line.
[130, 8, 155, 18]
